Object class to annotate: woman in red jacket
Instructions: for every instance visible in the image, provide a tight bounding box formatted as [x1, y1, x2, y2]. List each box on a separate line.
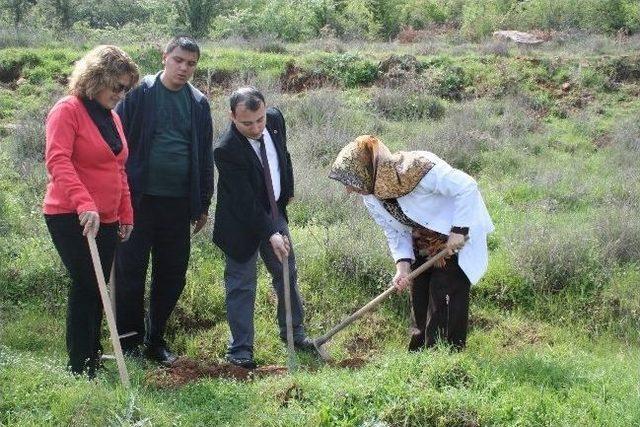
[43, 45, 139, 377]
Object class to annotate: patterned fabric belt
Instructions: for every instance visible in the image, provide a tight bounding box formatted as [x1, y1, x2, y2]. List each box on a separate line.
[412, 228, 449, 268]
[381, 198, 449, 268]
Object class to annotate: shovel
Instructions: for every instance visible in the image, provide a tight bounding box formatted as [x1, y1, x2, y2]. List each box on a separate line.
[86, 235, 130, 388]
[312, 243, 465, 362]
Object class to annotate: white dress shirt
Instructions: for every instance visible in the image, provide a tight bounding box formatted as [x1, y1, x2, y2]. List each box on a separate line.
[362, 151, 494, 285]
[248, 128, 281, 201]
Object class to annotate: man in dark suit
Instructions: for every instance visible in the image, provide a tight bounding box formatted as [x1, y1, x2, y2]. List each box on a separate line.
[213, 87, 313, 369]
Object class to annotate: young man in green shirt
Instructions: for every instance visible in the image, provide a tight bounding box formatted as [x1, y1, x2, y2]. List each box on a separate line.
[115, 36, 214, 364]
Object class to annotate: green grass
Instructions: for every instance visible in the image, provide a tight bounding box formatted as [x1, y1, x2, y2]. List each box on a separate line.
[2, 307, 639, 426]
[1, 35, 639, 425]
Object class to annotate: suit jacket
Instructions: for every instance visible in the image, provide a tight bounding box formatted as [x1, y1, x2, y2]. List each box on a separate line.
[212, 107, 294, 262]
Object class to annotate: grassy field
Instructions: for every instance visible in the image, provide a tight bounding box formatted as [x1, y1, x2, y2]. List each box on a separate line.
[1, 33, 640, 426]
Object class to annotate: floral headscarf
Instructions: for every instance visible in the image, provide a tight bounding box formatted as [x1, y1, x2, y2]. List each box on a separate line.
[329, 135, 434, 199]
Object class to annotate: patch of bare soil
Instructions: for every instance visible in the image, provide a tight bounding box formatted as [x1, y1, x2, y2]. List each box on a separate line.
[146, 357, 288, 388]
[332, 357, 367, 369]
[147, 354, 369, 387]
[280, 62, 333, 92]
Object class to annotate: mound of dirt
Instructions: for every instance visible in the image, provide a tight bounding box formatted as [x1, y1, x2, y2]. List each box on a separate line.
[146, 355, 369, 388]
[280, 62, 333, 92]
[147, 357, 288, 388]
[377, 54, 422, 88]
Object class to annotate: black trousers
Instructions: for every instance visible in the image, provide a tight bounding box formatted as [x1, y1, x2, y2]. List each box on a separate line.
[45, 213, 118, 375]
[115, 195, 190, 349]
[409, 254, 471, 351]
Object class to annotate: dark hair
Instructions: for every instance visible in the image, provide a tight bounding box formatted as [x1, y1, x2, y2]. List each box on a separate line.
[230, 86, 266, 114]
[165, 35, 200, 60]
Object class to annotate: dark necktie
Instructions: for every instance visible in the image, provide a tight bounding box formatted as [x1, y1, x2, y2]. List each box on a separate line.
[258, 136, 279, 220]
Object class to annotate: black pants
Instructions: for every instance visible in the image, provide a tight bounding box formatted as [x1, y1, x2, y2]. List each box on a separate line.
[409, 254, 471, 351]
[115, 195, 190, 349]
[45, 213, 118, 376]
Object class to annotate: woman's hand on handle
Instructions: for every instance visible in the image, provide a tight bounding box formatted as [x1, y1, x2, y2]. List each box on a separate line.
[393, 260, 412, 293]
[446, 232, 466, 255]
[79, 211, 100, 238]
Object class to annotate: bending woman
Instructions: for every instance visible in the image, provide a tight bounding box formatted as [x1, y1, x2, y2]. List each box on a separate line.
[329, 135, 494, 350]
[43, 45, 138, 376]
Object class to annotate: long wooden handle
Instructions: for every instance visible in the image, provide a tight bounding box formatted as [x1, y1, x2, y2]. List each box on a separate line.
[87, 235, 130, 388]
[315, 246, 453, 347]
[108, 257, 116, 313]
[282, 255, 297, 371]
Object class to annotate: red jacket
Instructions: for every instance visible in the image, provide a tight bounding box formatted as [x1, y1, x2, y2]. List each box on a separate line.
[43, 96, 133, 225]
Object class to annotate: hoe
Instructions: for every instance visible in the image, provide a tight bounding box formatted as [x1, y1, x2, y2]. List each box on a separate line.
[312, 244, 463, 362]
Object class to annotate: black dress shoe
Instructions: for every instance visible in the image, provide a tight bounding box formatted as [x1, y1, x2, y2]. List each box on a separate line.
[293, 337, 317, 352]
[144, 345, 178, 365]
[226, 356, 257, 370]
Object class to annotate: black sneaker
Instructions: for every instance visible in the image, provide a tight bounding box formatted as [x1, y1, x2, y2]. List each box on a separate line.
[144, 345, 178, 366]
[226, 356, 257, 370]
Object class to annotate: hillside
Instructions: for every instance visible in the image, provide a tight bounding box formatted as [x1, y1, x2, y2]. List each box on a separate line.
[1, 33, 640, 426]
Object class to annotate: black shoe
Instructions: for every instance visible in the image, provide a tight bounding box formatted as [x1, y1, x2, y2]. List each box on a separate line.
[144, 345, 178, 366]
[408, 332, 425, 352]
[226, 356, 257, 370]
[291, 337, 317, 352]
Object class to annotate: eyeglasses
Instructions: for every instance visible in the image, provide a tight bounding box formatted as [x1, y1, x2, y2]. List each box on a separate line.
[111, 83, 131, 94]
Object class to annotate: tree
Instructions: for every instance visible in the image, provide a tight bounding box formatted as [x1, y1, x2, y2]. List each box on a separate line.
[174, 0, 218, 38]
[1, 0, 36, 27]
[50, 0, 76, 29]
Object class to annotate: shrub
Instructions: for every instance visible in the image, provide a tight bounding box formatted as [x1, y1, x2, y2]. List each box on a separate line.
[624, 0, 640, 32]
[460, 0, 516, 41]
[595, 204, 640, 265]
[211, 0, 323, 42]
[282, 91, 359, 172]
[371, 87, 446, 120]
[405, 99, 527, 173]
[173, 0, 217, 38]
[6, 89, 61, 175]
[421, 64, 469, 100]
[399, 0, 449, 29]
[249, 34, 288, 54]
[505, 221, 607, 294]
[320, 53, 379, 88]
[608, 114, 640, 174]
[332, 0, 382, 40]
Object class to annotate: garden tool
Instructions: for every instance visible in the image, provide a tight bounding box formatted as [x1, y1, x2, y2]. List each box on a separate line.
[312, 239, 467, 362]
[283, 254, 297, 372]
[101, 255, 137, 363]
[86, 235, 130, 388]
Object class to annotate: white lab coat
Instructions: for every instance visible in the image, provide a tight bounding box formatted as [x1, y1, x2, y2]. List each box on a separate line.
[362, 152, 494, 285]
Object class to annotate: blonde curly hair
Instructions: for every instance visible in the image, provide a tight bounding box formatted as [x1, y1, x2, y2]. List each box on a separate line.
[68, 45, 139, 99]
